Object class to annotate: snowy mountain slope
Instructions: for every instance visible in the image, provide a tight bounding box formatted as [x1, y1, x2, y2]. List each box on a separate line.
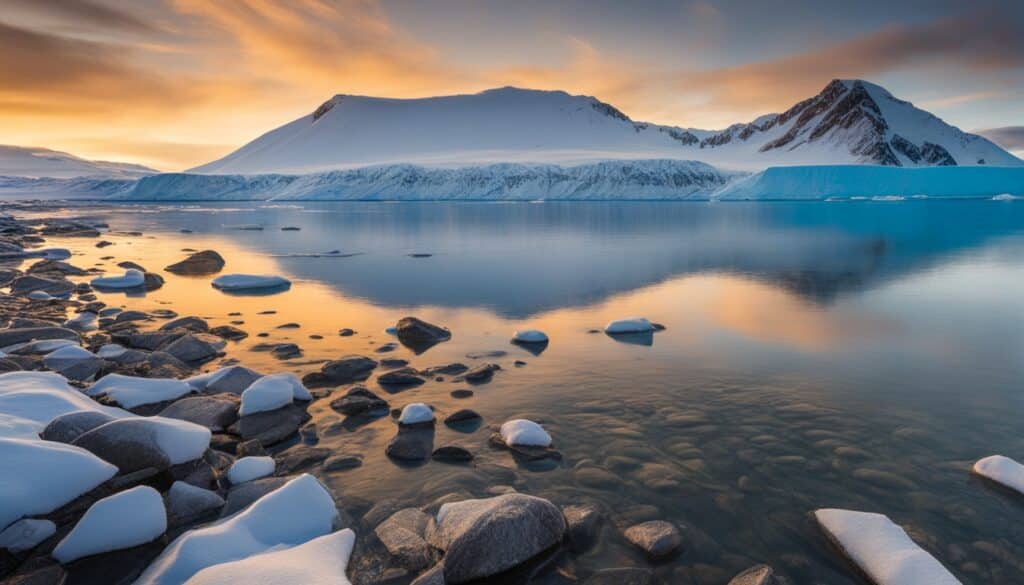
[0, 145, 157, 179]
[125, 160, 739, 201]
[191, 81, 1021, 175]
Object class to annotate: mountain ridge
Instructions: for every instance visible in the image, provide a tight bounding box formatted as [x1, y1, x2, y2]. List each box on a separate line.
[191, 80, 1021, 175]
[0, 145, 158, 179]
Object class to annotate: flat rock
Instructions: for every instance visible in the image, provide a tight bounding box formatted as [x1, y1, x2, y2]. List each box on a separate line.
[375, 508, 435, 571]
[159, 395, 239, 431]
[159, 316, 209, 333]
[320, 354, 378, 383]
[163, 333, 225, 363]
[0, 326, 78, 348]
[386, 427, 434, 462]
[166, 481, 224, 527]
[330, 386, 388, 416]
[323, 454, 363, 472]
[395, 317, 451, 353]
[378, 368, 425, 388]
[231, 403, 310, 446]
[209, 325, 248, 341]
[432, 446, 474, 463]
[464, 363, 500, 383]
[274, 445, 331, 475]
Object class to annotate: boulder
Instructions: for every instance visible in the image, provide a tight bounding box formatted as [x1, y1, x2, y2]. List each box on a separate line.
[386, 427, 434, 462]
[159, 395, 239, 431]
[40, 411, 118, 443]
[163, 333, 225, 363]
[230, 403, 310, 446]
[623, 520, 681, 559]
[0, 327, 78, 348]
[159, 316, 209, 333]
[563, 504, 602, 553]
[395, 317, 451, 352]
[330, 387, 388, 417]
[378, 368, 426, 388]
[220, 476, 289, 517]
[320, 355, 378, 383]
[375, 508, 435, 571]
[10, 275, 75, 297]
[71, 419, 171, 473]
[189, 365, 261, 395]
[164, 250, 225, 275]
[166, 481, 224, 527]
[429, 494, 566, 584]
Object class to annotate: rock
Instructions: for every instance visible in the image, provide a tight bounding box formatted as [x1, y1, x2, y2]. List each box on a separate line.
[71, 419, 173, 473]
[399, 403, 435, 426]
[220, 477, 289, 517]
[450, 389, 474, 399]
[235, 439, 267, 458]
[190, 365, 262, 395]
[230, 403, 310, 446]
[163, 333, 225, 363]
[211, 274, 291, 292]
[623, 520, 681, 559]
[164, 250, 225, 275]
[323, 454, 363, 472]
[122, 329, 185, 351]
[338, 328, 355, 336]
[375, 508, 435, 571]
[160, 316, 209, 333]
[563, 504, 602, 553]
[429, 494, 566, 584]
[114, 310, 151, 324]
[379, 367, 426, 388]
[330, 387, 388, 416]
[380, 358, 409, 369]
[464, 363, 500, 383]
[209, 325, 248, 341]
[42, 345, 103, 381]
[270, 343, 302, 359]
[320, 355, 378, 383]
[444, 409, 481, 425]
[159, 395, 239, 431]
[166, 481, 224, 527]
[0, 326, 78, 347]
[143, 272, 164, 291]
[585, 568, 654, 585]
[275, 446, 331, 475]
[28, 259, 88, 277]
[386, 427, 434, 462]
[395, 317, 452, 352]
[421, 363, 469, 377]
[410, 564, 446, 585]
[728, 565, 787, 585]
[40, 411, 117, 443]
[117, 261, 147, 271]
[10, 275, 75, 297]
[91, 269, 146, 290]
[432, 446, 474, 463]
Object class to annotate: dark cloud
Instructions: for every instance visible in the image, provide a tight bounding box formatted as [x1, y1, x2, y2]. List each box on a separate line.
[977, 127, 1024, 151]
[4, 0, 159, 33]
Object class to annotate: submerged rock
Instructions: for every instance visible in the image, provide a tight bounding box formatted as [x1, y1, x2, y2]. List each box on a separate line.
[464, 363, 500, 383]
[164, 250, 225, 275]
[585, 568, 654, 585]
[623, 520, 681, 559]
[727, 565, 787, 585]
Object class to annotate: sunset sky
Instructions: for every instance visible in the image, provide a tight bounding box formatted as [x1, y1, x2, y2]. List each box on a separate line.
[3, 0, 1023, 170]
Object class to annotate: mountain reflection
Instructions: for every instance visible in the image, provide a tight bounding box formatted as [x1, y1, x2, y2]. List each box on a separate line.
[108, 200, 1024, 318]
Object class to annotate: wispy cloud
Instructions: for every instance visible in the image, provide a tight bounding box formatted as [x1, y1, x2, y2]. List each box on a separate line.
[976, 126, 1024, 152]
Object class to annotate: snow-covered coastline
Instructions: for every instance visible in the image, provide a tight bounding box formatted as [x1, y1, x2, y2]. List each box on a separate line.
[1, 161, 1022, 201]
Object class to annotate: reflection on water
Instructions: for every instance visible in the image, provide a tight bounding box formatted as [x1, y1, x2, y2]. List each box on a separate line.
[23, 201, 1024, 583]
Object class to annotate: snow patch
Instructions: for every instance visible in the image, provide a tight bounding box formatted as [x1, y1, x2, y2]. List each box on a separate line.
[227, 456, 275, 484]
[90, 269, 145, 289]
[185, 529, 355, 585]
[973, 455, 1024, 494]
[604, 317, 656, 334]
[398, 403, 434, 425]
[499, 419, 552, 447]
[52, 485, 166, 563]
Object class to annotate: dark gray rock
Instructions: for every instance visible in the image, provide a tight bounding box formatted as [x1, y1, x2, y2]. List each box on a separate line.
[378, 368, 425, 388]
[386, 427, 434, 462]
[71, 418, 172, 473]
[195, 365, 261, 395]
[143, 272, 164, 291]
[330, 387, 388, 416]
[159, 316, 209, 333]
[375, 508, 435, 571]
[270, 343, 301, 359]
[432, 446, 473, 463]
[165, 250, 225, 275]
[40, 411, 118, 443]
[163, 333, 225, 363]
[10, 275, 75, 297]
[320, 354, 378, 383]
[113, 310, 150, 324]
[209, 325, 248, 341]
[323, 454, 363, 471]
[220, 476, 289, 517]
[395, 317, 451, 353]
[0, 327, 78, 347]
[464, 363, 500, 383]
[410, 563, 445, 585]
[585, 568, 653, 585]
[428, 494, 566, 584]
[123, 330, 185, 351]
[230, 403, 310, 446]
[159, 395, 239, 431]
[444, 409, 481, 425]
[274, 445, 331, 475]
[421, 363, 469, 376]
[623, 520, 681, 559]
[166, 481, 224, 527]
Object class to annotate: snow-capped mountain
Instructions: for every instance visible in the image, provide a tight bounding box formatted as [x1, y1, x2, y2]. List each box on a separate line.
[0, 145, 157, 179]
[191, 81, 1021, 175]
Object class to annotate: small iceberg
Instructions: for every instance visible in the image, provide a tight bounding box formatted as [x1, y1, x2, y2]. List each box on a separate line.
[211, 274, 291, 294]
[993, 193, 1019, 201]
[499, 419, 552, 447]
[604, 317, 656, 334]
[973, 455, 1024, 494]
[90, 269, 145, 290]
[814, 508, 960, 585]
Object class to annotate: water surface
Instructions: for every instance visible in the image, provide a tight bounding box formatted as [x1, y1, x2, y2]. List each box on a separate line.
[26, 200, 1024, 583]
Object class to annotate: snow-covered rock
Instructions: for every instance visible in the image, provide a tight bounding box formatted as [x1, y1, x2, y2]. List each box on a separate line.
[90, 269, 145, 289]
[0, 371, 124, 439]
[52, 485, 166, 563]
[0, 438, 117, 530]
[0, 518, 56, 553]
[187, 365, 262, 395]
[185, 529, 355, 585]
[814, 509, 960, 585]
[86, 373, 193, 409]
[96, 343, 128, 359]
[42, 345, 102, 381]
[63, 312, 98, 332]
[27, 290, 54, 301]
[604, 317, 656, 334]
[398, 403, 434, 425]
[227, 456, 275, 484]
[136, 474, 338, 585]
[715, 165, 1024, 201]
[499, 419, 552, 447]
[211, 274, 291, 291]
[973, 455, 1024, 494]
[6, 339, 79, 355]
[512, 329, 548, 343]
[238, 375, 299, 416]
[73, 416, 211, 468]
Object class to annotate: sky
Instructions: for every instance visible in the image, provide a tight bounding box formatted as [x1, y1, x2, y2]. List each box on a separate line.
[2, 0, 1023, 170]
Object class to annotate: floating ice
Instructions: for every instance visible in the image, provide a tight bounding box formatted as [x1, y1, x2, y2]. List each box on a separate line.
[211, 274, 291, 292]
[604, 317, 655, 334]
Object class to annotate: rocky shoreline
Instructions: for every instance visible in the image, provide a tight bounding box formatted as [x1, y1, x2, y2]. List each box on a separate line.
[0, 203, 993, 585]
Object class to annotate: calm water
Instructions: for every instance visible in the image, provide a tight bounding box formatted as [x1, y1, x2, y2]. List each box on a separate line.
[25, 200, 1024, 583]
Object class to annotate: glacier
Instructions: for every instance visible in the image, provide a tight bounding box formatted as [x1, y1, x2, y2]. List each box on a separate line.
[715, 165, 1024, 200]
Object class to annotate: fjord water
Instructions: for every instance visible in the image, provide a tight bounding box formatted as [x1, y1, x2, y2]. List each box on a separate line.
[43, 200, 1024, 583]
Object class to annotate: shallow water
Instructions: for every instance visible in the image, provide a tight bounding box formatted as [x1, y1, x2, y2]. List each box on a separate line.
[20, 200, 1024, 583]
